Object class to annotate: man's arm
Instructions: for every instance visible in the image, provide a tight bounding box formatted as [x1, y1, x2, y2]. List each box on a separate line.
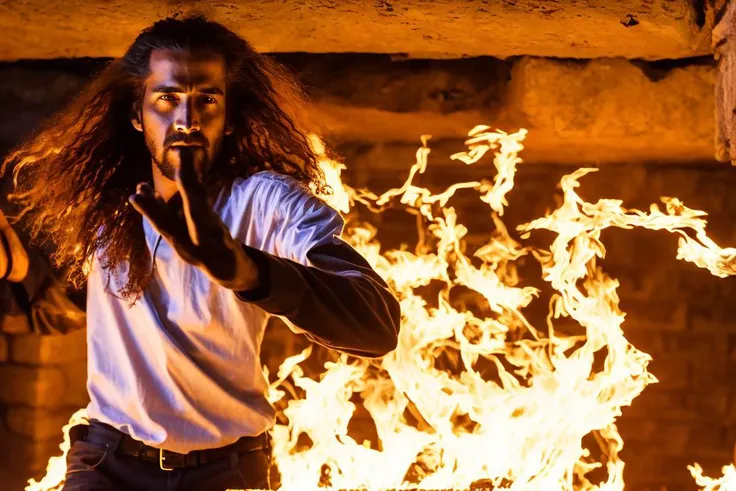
[0, 210, 86, 335]
[0, 208, 28, 283]
[236, 239, 400, 358]
[128, 151, 401, 357]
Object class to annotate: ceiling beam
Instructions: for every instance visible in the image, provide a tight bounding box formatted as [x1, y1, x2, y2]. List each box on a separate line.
[0, 1, 721, 61]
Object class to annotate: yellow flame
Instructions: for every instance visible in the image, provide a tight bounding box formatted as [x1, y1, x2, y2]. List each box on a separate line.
[689, 464, 736, 491]
[25, 409, 88, 491]
[28, 127, 736, 491]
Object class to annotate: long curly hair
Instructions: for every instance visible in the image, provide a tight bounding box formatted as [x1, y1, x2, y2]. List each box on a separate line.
[2, 15, 326, 303]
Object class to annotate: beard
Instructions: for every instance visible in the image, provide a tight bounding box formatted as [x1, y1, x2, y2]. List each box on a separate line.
[142, 123, 222, 182]
[144, 127, 177, 180]
[154, 153, 177, 181]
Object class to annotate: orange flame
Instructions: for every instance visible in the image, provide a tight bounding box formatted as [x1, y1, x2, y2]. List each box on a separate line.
[689, 463, 736, 491]
[27, 127, 736, 491]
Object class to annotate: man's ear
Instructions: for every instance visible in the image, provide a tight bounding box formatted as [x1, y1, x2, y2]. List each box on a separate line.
[130, 106, 143, 132]
[225, 122, 234, 136]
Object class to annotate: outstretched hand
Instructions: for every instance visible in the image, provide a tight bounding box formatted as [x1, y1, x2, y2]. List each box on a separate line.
[128, 148, 259, 291]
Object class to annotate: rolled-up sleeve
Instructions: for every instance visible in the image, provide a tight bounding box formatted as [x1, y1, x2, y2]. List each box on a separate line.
[233, 180, 400, 358]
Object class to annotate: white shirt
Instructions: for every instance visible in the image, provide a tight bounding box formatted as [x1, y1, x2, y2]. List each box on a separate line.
[85, 171, 345, 453]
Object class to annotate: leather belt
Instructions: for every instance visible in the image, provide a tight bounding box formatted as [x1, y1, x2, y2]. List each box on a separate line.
[73, 420, 270, 471]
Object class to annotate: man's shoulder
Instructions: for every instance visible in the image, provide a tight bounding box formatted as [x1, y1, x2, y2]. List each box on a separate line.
[228, 171, 313, 207]
[233, 170, 309, 191]
[225, 171, 344, 240]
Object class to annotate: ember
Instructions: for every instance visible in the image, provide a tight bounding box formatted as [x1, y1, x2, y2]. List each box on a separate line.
[25, 126, 736, 490]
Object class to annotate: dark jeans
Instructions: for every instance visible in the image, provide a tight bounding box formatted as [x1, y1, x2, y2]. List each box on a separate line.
[62, 423, 272, 491]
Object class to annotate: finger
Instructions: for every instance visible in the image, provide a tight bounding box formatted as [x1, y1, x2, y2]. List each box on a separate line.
[175, 148, 217, 246]
[0, 233, 7, 279]
[2, 226, 29, 281]
[0, 209, 9, 228]
[129, 187, 182, 242]
[136, 182, 156, 198]
[129, 193, 199, 262]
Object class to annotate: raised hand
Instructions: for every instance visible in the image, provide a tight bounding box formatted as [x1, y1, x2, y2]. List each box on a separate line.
[0, 209, 29, 282]
[128, 148, 259, 291]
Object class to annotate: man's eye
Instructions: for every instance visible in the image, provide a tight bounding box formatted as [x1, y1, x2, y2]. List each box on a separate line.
[202, 96, 216, 104]
[159, 94, 177, 102]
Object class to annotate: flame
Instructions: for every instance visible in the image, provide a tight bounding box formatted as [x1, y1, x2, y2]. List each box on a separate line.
[24, 409, 88, 491]
[689, 464, 736, 491]
[27, 128, 736, 491]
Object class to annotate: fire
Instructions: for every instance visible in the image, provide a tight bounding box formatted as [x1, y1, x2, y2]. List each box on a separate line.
[25, 126, 736, 490]
[689, 463, 736, 491]
[24, 409, 87, 491]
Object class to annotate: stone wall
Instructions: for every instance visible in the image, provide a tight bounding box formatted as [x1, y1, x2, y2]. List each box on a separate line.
[1, 57, 735, 491]
[0, 54, 722, 165]
[0, 61, 92, 490]
[285, 54, 717, 165]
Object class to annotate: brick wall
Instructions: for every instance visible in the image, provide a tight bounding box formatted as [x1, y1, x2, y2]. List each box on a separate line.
[0, 328, 88, 483]
[339, 154, 736, 491]
[1, 60, 735, 491]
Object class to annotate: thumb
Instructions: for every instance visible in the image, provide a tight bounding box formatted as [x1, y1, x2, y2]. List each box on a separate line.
[1, 225, 29, 283]
[0, 209, 9, 229]
[0, 234, 7, 280]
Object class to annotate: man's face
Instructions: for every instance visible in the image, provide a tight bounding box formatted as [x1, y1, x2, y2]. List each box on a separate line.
[133, 49, 231, 180]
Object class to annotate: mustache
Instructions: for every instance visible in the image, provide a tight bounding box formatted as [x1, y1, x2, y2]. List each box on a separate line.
[163, 133, 209, 148]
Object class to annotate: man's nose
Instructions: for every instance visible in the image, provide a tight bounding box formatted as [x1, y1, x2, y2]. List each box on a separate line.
[173, 98, 200, 133]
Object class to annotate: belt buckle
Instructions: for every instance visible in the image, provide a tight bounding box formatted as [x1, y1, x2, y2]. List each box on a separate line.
[159, 448, 178, 471]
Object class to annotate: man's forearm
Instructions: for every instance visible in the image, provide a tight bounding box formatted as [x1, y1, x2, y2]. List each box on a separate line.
[1, 247, 86, 335]
[235, 241, 401, 358]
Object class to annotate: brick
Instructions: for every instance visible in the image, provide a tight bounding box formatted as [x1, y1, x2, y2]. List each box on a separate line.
[723, 394, 736, 424]
[631, 234, 680, 269]
[650, 331, 729, 358]
[0, 333, 7, 362]
[648, 422, 691, 456]
[681, 269, 736, 302]
[620, 442, 669, 487]
[611, 264, 680, 303]
[616, 417, 659, 443]
[646, 357, 690, 390]
[627, 388, 729, 423]
[691, 308, 736, 333]
[10, 328, 86, 365]
[619, 300, 688, 332]
[0, 365, 65, 408]
[647, 167, 701, 200]
[0, 467, 31, 491]
[687, 423, 730, 451]
[0, 424, 63, 473]
[4, 406, 75, 441]
[0, 312, 31, 335]
[60, 359, 89, 407]
[691, 356, 729, 387]
[626, 389, 695, 421]
[684, 391, 729, 420]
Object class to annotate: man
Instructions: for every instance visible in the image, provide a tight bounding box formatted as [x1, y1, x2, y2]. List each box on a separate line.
[0, 208, 28, 284]
[3, 16, 400, 490]
[0, 206, 85, 335]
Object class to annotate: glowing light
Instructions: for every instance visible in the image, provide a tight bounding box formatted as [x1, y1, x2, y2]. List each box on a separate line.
[25, 409, 87, 491]
[689, 463, 736, 491]
[28, 126, 736, 491]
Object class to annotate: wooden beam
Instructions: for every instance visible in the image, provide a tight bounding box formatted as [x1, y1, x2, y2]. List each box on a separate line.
[0, 1, 719, 61]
